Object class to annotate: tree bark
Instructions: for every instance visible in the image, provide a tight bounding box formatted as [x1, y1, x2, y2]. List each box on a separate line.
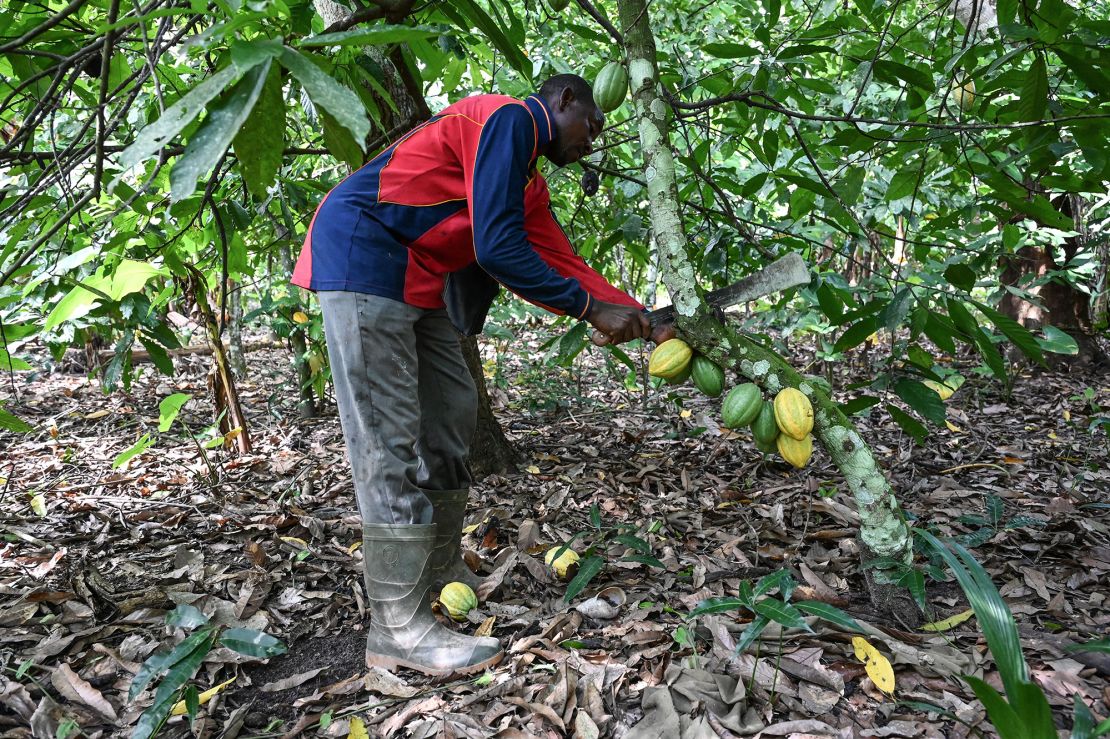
[460, 335, 518, 478]
[998, 195, 1108, 366]
[227, 278, 247, 377]
[615, 0, 914, 613]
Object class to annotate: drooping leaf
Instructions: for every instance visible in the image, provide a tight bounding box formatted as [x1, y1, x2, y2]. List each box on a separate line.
[233, 61, 285, 199]
[893, 378, 947, 425]
[280, 48, 369, 145]
[171, 60, 272, 202]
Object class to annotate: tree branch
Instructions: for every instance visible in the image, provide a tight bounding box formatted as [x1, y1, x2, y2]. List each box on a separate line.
[0, 0, 92, 54]
[574, 0, 624, 46]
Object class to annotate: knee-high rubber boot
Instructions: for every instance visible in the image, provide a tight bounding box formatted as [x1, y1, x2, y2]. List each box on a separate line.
[424, 488, 485, 592]
[362, 524, 502, 676]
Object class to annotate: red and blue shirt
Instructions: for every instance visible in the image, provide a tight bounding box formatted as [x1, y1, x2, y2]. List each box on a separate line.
[291, 93, 642, 318]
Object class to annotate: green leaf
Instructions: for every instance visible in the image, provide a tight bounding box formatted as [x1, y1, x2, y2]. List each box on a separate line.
[130, 628, 215, 700]
[132, 630, 217, 739]
[171, 60, 272, 202]
[1038, 325, 1079, 356]
[113, 434, 156, 468]
[752, 597, 812, 631]
[893, 378, 947, 426]
[753, 569, 792, 598]
[138, 336, 174, 376]
[1010, 681, 1058, 739]
[0, 406, 33, 433]
[794, 601, 863, 632]
[165, 604, 208, 629]
[1065, 637, 1110, 654]
[839, 395, 880, 415]
[218, 628, 287, 658]
[612, 534, 651, 554]
[703, 42, 760, 58]
[280, 48, 369, 145]
[158, 393, 192, 433]
[689, 597, 749, 618]
[230, 37, 283, 73]
[943, 263, 976, 292]
[233, 61, 284, 199]
[965, 676, 1025, 739]
[442, 0, 530, 77]
[917, 532, 1028, 701]
[1056, 46, 1110, 96]
[119, 64, 239, 172]
[1019, 54, 1048, 122]
[321, 109, 365, 171]
[1072, 694, 1095, 739]
[835, 316, 880, 353]
[973, 301, 1044, 365]
[886, 167, 920, 200]
[563, 555, 605, 602]
[733, 614, 770, 654]
[886, 404, 928, 443]
[873, 59, 933, 92]
[621, 554, 666, 569]
[0, 349, 32, 371]
[298, 25, 443, 47]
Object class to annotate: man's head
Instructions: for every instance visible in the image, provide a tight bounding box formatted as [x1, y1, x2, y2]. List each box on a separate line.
[539, 74, 604, 167]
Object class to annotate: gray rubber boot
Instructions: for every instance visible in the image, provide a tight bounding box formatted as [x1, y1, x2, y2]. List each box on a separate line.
[362, 524, 502, 676]
[424, 488, 485, 592]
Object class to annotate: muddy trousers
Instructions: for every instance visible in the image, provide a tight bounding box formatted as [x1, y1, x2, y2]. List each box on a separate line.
[318, 291, 477, 525]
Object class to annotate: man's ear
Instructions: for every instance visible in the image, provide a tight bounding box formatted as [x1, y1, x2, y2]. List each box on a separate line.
[558, 86, 575, 111]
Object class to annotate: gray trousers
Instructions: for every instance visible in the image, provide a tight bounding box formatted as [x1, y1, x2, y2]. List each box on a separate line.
[318, 292, 477, 525]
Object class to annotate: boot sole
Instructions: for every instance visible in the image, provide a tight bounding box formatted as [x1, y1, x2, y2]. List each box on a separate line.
[365, 648, 503, 678]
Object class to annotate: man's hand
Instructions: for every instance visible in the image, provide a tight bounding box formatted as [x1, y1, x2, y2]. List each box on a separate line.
[587, 301, 650, 346]
[649, 320, 676, 345]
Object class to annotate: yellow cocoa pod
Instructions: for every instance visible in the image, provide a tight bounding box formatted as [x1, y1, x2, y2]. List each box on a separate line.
[439, 582, 478, 622]
[773, 387, 814, 440]
[648, 339, 693, 381]
[777, 433, 813, 468]
[544, 546, 580, 580]
[953, 78, 976, 111]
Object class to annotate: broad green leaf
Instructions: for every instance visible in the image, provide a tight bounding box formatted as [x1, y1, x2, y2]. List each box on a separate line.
[0, 406, 34, 433]
[218, 628, 287, 658]
[1010, 681, 1058, 739]
[703, 42, 760, 58]
[280, 48, 369, 146]
[893, 378, 947, 425]
[234, 62, 285, 199]
[612, 534, 651, 554]
[886, 404, 928, 443]
[158, 393, 192, 433]
[441, 0, 530, 77]
[1038, 325, 1079, 355]
[943, 263, 976, 292]
[230, 37, 283, 72]
[1019, 54, 1048, 122]
[753, 569, 791, 598]
[733, 614, 770, 654]
[1065, 637, 1110, 654]
[119, 65, 240, 171]
[171, 60, 272, 202]
[834, 316, 880, 353]
[132, 630, 217, 739]
[321, 109, 365, 171]
[563, 555, 605, 602]
[973, 300, 1044, 364]
[965, 676, 1025, 739]
[886, 167, 919, 201]
[794, 601, 863, 631]
[621, 554, 666, 569]
[752, 597, 812, 631]
[873, 59, 933, 92]
[917, 531, 1028, 701]
[839, 395, 880, 415]
[129, 628, 215, 700]
[0, 349, 32, 371]
[298, 25, 443, 47]
[113, 433, 155, 468]
[689, 597, 749, 617]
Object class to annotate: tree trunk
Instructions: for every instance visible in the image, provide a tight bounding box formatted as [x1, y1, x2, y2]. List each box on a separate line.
[998, 195, 1108, 366]
[460, 335, 517, 478]
[280, 244, 319, 418]
[615, 0, 915, 614]
[227, 278, 247, 377]
[189, 267, 252, 455]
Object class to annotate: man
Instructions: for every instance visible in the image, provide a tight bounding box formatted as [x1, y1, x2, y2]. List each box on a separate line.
[291, 74, 673, 677]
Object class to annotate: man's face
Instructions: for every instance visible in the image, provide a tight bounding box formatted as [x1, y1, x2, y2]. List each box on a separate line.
[548, 89, 604, 168]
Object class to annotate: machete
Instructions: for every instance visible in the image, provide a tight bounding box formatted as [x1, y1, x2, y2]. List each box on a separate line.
[592, 252, 811, 345]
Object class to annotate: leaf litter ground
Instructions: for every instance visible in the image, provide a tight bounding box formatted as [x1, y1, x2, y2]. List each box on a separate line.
[1, 323, 1108, 738]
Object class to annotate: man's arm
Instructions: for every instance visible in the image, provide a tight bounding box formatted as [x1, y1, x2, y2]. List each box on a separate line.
[464, 103, 661, 344]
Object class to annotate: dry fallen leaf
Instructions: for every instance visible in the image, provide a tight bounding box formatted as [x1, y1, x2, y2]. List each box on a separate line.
[851, 636, 895, 696]
[170, 677, 236, 716]
[921, 609, 975, 632]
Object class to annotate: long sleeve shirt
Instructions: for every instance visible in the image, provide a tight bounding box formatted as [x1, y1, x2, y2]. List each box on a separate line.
[290, 93, 642, 318]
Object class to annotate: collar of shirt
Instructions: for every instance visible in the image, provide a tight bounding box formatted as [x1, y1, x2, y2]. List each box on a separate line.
[524, 95, 556, 155]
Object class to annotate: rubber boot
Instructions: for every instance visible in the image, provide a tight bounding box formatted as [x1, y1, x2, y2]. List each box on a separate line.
[362, 523, 502, 676]
[424, 488, 485, 592]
